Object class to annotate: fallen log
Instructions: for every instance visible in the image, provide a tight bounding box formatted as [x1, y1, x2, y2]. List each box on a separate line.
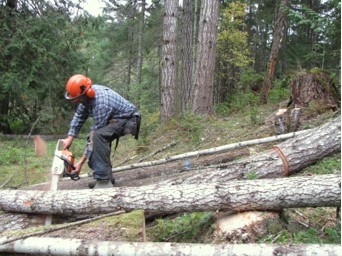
[25, 116, 339, 190]
[110, 129, 310, 173]
[0, 237, 340, 256]
[0, 174, 339, 215]
[158, 115, 340, 185]
[26, 149, 250, 190]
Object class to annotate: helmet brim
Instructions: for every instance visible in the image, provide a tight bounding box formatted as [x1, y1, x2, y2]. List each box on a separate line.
[64, 91, 84, 101]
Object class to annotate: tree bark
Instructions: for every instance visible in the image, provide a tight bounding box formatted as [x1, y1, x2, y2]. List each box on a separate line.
[159, 115, 340, 185]
[136, 0, 145, 107]
[260, 0, 289, 104]
[125, 0, 137, 97]
[180, 0, 193, 112]
[192, 0, 219, 115]
[289, 71, 339, 110]
[161, 0, 179, 121]
[0, 174, 340, 215]
[0, 238, 340, 256]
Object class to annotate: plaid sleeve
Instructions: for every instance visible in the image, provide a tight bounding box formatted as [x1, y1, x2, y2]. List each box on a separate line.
[67, 104, 89, 137]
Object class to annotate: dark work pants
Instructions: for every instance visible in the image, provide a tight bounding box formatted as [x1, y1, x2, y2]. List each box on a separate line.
[85, 119, 126, 180]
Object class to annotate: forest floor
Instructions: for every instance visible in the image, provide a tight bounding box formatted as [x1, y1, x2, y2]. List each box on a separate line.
[0, 101, 340, 247]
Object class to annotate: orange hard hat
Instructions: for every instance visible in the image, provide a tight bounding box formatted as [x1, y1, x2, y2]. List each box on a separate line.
[65, 74, 93, 100]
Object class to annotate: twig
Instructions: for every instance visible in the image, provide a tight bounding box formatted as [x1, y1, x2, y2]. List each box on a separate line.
[113, 155, 138, 167]
[271, 233, 282, 243]
[296, 220, 309, 228]
[137, 141, 176, 163]
[0, 210, 125, 245]
[292, 209, 307, 219]
[22, 116, 41, 186]
[0, 175, 13, 189]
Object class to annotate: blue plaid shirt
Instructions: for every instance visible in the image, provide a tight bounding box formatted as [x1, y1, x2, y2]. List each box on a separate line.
[68, 85, 138, 137]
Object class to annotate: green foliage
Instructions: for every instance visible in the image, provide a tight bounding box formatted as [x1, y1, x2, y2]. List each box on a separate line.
[303, 154, 340, 175]
[261, 224, 341, 244]
[238, 70, 264, 91]
[229, 90, 260, 112]
[323, 225, 341, 243]
[147, 212, 214, 242]
[217, 2, 252, 68]
[268, 83, 291, 103]
[172, 112, 204, 144]
[249, 107, 262, 126]
[0, 144, 22, 165]
[286, 1, 341, 71]
[0, 3, 88, 134]
[213, 102, 230, 116]
[246, 170, 258, 180]
[216, 2, 253, 102]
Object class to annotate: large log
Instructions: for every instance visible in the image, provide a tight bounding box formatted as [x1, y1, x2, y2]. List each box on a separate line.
[158, 115, 340, 185]
[25, 116, 339, 190]
[0, 174, 339, 215]
[0, 237, 340, 256]
[110, 130, 309, 173]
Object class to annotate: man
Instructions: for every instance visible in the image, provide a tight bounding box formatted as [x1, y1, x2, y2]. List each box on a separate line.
[62, 74, 140, 189]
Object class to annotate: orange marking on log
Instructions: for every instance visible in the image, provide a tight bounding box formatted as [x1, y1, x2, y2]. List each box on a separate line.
[23, 200, 33, 206]
[273, 145, 290, 176]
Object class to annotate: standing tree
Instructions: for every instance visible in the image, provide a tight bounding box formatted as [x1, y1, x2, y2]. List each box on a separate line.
[136, 0, 146, 107]
[260, 0, 289, 104]
[126, 0, 137, 98]
[192, 0, 219, 115]
[161, 0, 179, 121]
[180, 0, 194, 113]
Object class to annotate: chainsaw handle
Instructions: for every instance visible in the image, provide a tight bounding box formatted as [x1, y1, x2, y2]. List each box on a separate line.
[64, 158, 76, 170]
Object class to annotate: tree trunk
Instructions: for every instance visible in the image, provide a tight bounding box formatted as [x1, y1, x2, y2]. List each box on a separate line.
[260, 0, 289, 104]
[0, 174, 339, 215]
[136, 0, 145, 107]
[161, 0, 179, 121]
[180, 0, 193, 113]
[0, 238, 340, 256]
[192, 0, 219, 115]
[125, 0, 137, 98]
[159, 115, 340, 185]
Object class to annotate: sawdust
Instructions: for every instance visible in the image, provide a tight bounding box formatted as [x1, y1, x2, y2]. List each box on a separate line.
[33, 135, 47, 156]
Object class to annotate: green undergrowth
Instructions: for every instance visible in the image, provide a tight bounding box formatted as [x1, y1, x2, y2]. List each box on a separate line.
[146, 212, 215, 243]
[0, 134, 92, 187]
[259, 207, 340, 244]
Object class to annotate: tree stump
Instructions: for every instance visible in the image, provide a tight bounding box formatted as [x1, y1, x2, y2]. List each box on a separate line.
[289, 70, 339, 111]
[274, 108, 302, 134]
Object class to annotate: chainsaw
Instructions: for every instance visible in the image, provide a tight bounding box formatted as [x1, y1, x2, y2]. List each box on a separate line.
[56, 149, 80, 181]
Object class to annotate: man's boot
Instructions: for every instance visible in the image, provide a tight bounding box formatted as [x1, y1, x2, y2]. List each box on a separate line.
[88, 178, 115, 189]
[94, 179, 113, 189]
[88, 179, 96, 189]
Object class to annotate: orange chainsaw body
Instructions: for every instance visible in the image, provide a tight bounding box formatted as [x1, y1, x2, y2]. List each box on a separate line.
[61, 149, 75, 174]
